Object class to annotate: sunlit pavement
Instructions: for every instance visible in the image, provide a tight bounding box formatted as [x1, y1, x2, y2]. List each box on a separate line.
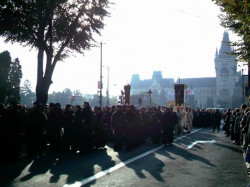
[1, 128, 250, 187]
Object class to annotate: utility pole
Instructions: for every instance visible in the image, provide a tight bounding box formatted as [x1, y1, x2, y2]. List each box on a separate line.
[100, 42, 103, 108]
[106, 66, 110, 106]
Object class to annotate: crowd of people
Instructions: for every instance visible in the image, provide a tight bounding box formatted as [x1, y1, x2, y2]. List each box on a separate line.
[0, 100, 248, 164]
[221, 104, 250, 167]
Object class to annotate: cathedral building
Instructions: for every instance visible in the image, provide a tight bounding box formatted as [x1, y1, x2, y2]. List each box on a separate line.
[130, 32, 243, 109]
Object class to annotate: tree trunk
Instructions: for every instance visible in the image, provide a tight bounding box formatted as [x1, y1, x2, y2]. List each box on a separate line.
[36, 48, 55, 105]
[36, 84, 49, 105]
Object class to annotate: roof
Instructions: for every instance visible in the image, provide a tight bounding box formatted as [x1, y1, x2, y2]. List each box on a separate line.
[130, 72, 175, 89]
[176, 77, 216, 88]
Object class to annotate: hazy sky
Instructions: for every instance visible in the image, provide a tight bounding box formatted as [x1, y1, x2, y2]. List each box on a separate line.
[0, 0, 240, 96]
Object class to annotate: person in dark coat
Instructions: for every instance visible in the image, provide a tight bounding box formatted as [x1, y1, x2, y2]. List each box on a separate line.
[230, 109, 239, 141]
[62, 104, 74, 151]
[103, 106, 114, 142]
[124, 105, 137, 151]
[200, 109, 209, 127]
[2, 103, 23, 161]
[161, 107, 178, 146]
[234, 112, 241, 145]
[47, 103, 63, 151]
[0, 103, 7, 161]
[93, 107, 106, 149]
[72, 105, 82, 152]
[149, 107, 162, 144]
[223, 109, 232, 137]
[139, 107, 150, 141]
[25, 102, 47, 156]
[79, 102, 94, 153]
[111, 105, 126, 151]
[131, 105, 143, 147]
[211, 109, 222, 132]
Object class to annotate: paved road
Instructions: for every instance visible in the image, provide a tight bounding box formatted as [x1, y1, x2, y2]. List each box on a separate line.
[1, 128, 249, 187]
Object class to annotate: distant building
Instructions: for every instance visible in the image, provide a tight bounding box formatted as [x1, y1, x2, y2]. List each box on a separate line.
[130, 32, 243, 108]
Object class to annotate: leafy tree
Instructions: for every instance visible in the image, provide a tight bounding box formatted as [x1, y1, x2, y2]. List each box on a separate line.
[21, 80, 33, 96]
[48, 88, 73, 107]
[213, 0, 250, 86]
[0, 50, 22, 105]
[0, 51, 11, 104]
[8, 58, 23, 103]
[20, 80, 36, 106]
[0, 0, 111, 105]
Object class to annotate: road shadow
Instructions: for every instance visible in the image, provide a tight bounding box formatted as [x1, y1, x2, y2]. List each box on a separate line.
[164, 144, 216, 167]
[0, 156, 34, 186]
[174, 129, 218, 147]
[116, 150, 165, 182]
[1, 147, 116, 186]
[214, 142, 243, 154]
[49, 148, 116, 185]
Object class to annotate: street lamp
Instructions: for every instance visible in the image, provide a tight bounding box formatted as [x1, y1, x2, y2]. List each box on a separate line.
[147, 89, 153, 107]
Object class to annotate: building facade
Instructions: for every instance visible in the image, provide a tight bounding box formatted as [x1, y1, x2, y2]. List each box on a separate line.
[130, 32, 243, 109]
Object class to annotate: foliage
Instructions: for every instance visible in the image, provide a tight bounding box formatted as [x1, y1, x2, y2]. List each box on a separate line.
[0, 0, 111, 104]
[8, 58, 23, 102]
[0, 50, 22, 105]
[20, 80, 36, 107]
[46, 88, 118, 108]
[213, 0, 250, 63]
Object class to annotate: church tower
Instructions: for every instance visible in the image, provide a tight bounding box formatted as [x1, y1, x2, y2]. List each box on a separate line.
[215, 31, 237, 108]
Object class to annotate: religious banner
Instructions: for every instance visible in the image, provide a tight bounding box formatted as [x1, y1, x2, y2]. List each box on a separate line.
[124, 84, 131, 105]
[174, 84, 185, 106]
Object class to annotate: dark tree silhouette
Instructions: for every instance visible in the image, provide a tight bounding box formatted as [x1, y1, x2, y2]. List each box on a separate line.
[20, 80, 36, 106]
[8, 58, 23, 103]
[0, 51, 11, 104]
[0, 0, 111, 104]
[0, 51, 22, 104]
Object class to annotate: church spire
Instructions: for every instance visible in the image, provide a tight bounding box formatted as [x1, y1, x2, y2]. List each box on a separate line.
[218, 31, 233, 58]
[215, 47, 218, 57]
